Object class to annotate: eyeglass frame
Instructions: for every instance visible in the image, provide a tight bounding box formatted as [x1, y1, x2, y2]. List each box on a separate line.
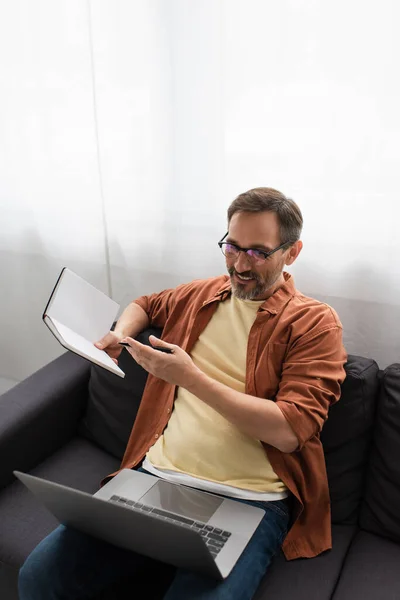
[218, 232, 292, 263]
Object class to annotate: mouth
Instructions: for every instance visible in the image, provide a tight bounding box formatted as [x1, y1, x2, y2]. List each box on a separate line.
[232, 271, 257, 284]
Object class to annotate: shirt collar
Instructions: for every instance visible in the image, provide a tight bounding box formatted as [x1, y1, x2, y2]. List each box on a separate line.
[210, 271, 296, 315]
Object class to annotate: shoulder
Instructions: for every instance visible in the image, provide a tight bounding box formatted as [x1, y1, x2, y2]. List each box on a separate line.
[293, 291, 342, 325]
[284, 290, 343, 346]
[168, 275, 230, 306]
[134, 276, 228, 310]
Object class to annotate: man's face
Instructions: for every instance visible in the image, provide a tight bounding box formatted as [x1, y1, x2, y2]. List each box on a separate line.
[226, 211, 296, 301]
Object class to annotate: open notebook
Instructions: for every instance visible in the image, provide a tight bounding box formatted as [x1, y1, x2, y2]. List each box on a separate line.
[43, 268, 125, 378]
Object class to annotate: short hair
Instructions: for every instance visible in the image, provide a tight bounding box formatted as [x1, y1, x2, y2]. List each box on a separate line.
[227, 187, 303, 245]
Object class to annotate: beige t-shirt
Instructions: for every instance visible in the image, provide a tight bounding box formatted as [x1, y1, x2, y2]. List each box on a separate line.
[146, 294, 287, 494]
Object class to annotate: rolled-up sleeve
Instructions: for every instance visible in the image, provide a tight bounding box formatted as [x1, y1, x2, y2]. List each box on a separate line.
[275, 325, 347, 450]
[134, 288, 175, 329]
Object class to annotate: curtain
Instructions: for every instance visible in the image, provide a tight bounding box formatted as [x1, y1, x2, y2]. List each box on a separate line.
[0, 0, 399, 387]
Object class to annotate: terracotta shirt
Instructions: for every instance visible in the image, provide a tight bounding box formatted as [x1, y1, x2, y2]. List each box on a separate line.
[110, 272, 347, 560]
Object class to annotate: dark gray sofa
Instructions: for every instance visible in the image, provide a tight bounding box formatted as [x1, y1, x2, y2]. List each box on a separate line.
[1, 328, 400, 599]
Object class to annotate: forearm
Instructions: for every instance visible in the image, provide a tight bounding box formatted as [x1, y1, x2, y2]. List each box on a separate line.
[187, 369, 298, 453]
[114, 302, 150, 338]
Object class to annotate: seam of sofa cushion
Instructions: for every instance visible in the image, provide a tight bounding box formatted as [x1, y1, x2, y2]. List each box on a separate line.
[329, 527, 360, 600]
[344, 363, 379, 378]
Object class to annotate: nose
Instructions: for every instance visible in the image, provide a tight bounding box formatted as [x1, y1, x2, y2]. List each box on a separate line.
[234, 250, 252, 273]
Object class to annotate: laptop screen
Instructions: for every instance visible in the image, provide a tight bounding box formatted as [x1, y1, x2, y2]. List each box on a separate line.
[139, 480, 223, 523]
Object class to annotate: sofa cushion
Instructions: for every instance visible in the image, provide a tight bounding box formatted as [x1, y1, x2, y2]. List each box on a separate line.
[320, 355, 379, 525]
[360, 363, 400, 542]
[331, 530, 400, 600]
[79, 328, 162, 459]
[0, 436, 120, 568]
[254, 525, 357, 600]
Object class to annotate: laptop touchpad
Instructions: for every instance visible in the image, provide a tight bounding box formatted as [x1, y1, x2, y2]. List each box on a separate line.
[139, 480, 223, 523]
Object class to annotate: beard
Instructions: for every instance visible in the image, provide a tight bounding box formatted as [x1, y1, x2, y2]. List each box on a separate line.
[228, 265, 283, 301]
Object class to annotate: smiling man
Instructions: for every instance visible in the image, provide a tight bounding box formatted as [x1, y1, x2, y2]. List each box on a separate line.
[223, 210, 296, 301]
[19, 188, 347, 600]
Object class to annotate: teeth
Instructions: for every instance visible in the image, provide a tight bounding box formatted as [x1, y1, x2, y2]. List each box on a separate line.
[237, 274, 253, 280]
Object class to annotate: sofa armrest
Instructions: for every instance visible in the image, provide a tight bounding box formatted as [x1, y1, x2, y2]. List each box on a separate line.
[0, 351, 91, 490]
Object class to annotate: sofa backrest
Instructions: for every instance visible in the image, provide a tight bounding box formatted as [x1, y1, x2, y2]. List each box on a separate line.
[360, 363, 400, 543]
[320, 355, 380, 524]
[79, 327, 163, 459]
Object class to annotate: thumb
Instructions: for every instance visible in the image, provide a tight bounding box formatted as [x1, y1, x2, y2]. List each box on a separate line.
[95, 331, 115, 349]
[149, 335, 173, 350]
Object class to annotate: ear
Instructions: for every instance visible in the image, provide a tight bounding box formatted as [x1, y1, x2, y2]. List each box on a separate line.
[284, 240, 303, 266]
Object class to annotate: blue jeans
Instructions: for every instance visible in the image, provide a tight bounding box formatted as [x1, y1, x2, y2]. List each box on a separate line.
[19, 476, 289, 600]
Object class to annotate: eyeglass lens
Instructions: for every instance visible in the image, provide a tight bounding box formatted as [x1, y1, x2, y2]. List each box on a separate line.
[222, 243, 266, 262]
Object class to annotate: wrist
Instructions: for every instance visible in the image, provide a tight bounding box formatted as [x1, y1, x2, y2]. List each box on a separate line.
[113, 325, 130, 339]
[185, 366, 210, 396]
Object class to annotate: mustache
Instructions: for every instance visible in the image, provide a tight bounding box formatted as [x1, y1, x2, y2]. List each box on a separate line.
[228, 267, 260, 281]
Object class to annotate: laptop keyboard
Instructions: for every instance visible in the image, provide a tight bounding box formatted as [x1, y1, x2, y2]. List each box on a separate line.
[109, 494, 231, 559]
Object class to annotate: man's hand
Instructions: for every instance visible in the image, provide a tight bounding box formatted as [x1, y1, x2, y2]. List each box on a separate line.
[94, 331, 124, 363]
[121, 335, 200, 388]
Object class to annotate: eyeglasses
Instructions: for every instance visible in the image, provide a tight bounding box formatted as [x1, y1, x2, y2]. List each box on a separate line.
[218, 232, 291, 264]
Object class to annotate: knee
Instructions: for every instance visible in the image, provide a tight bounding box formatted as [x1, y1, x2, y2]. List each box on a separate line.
[19, 555, 47, 600]
[18, 526, 68, 600]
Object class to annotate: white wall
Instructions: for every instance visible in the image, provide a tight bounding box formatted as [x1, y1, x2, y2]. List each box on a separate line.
[1, 0, 399, 388]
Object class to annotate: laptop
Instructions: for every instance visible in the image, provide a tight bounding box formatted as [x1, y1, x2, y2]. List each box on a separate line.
[14, 468, 265, 580]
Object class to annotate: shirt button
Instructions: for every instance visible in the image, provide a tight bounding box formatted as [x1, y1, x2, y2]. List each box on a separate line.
[167, 408, 171, 413]
[154, 433, 159, 439]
